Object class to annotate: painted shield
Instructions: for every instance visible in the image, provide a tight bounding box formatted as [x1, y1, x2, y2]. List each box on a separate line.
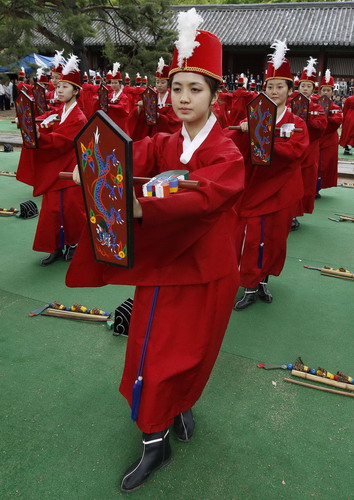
[74, 110, 134, 268]
[142, 86, 158, 126]
[247, 92, 277, 167]
[98, 85, 109, 113]
[317, 95, 331, 116]
[15, 90, 38, 149]
[32, 82, 48, 116]
[291, 93, 310, 122]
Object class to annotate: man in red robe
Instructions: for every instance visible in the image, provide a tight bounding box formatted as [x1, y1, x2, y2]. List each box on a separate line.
[340, 94, 354, 155]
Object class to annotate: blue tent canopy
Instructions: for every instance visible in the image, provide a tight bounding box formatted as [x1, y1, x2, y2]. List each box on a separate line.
[0, 53, 55, 74]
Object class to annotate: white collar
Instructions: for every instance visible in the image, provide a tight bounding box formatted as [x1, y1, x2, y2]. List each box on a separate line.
[180, 113, 217, 165]
[111, 88, 123, 102]
[276, 106, 287, 124]
[158, 91, 169, 108]
[60, 101, 77, 124]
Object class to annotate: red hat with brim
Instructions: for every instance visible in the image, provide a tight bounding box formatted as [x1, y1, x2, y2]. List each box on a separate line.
[112, 72, 122, 81]
[156, 65, 170, 79]
[51, 65, 63, 75]
[39, 75, 49, 84]
[105, 72, 113, 81]
[320, 75, 334, 88]
[59, 71, 82, 89]
[169, 30, 223, 83]
[265, 58, 293, 82]
[299, 71, 316, 85]
[18, 70, 26, 78]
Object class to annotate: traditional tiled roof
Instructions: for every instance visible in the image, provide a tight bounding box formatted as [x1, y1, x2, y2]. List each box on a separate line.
[33, 2, 354, 48]
[169, 2, 354, 48]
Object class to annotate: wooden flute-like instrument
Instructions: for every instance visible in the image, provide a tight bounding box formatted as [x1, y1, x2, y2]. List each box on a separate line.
[284, 378, 354, 398]
[58, 172, 200, 189]
[304, 265, 354, 280]
[291, 370, 354, 392]
[41, 308, 109, 322]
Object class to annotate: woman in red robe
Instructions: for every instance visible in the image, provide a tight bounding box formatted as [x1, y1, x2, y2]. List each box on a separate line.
[316, 70, 343, 194]
[227, 41, 309, 310]
[16, 55, 87, 265]
[106, 63, 130, 133]
[292, 58, 327, 225]
[66, 13, 244, 492]
[339, 94, 354, 155]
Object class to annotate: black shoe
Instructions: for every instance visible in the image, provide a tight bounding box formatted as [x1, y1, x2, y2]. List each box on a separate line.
[120, 430, 171, 493]
[257, 281, 273, 303]
[63, 244, 77, 261]
[234, 288, 258, 310]
[315, 193, 321, 199]
[344, 150, 353, 155]
[40, 249, 63, 266]
[173, 409, 195, 442]
[291, 217, 300, 231]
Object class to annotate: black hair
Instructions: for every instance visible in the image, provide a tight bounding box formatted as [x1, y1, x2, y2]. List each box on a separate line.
[265, 79, 294, 91]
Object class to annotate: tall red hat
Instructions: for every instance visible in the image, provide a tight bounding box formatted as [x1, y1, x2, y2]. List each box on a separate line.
[168, 8, 222, 83]
[299, 56, 317, 85]
[135, 73, 141, 84]
[265, 40, 293, 82]
[156, 57, 170, 79]
[59, 54, 82, 89]
[320, 69, 334, 88]
[95, 72, 102, 82]
[39, 74, 49, 84]
[125, 73, 130, 84]
[249, 80, 256, 89]
[238, 76, 244, 84]
[142, 75, 148, 84]
[51, 50, 64, 75]
[18, 67, 26, 78]
[83, 72, 88, 81]
[105, 71, 113, 81]
[111, 62, 122, 81]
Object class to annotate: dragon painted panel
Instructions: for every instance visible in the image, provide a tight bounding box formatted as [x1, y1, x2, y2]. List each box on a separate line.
[291, 93, 309, 123]
[247, 92, 277, 167]
[75, 110, 134, 268]
[15, 90, 38, 149]
[142, 86, 158, 126]
[98, 85, 109, 113]
[33, 82, 48, 116]
[317, 95, 331, 116]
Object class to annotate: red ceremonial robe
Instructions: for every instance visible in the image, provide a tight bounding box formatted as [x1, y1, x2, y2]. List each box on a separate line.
[107, 90, 130, 133]
[317, 101, 343, 189]
[294, 101, 327, 215]
[66, 119, 245, 433]
[227, 110, 309, 287]
[340, 95, 354, 147]
[126, 92, 181, 141]
[16, 103, 87, 253]
[228, 88, 256, 126]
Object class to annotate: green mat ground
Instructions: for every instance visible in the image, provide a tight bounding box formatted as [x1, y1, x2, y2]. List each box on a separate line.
[1, 151, 354, 499]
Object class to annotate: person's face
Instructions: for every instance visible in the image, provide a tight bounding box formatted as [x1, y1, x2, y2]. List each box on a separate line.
[320, 86, 333, 97]
[51, 73, 60, 88]
[111, 80, 121, 91]
[171, 72, 217, 127]
[265, 79, 291, 106]
[156, 78, 168, 94]
[57, 81, 78, 102]
[298, 81, 315, 98]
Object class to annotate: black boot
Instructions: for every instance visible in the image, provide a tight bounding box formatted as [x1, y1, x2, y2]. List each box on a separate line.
[257, 277, 273, 303]
[120, 429, 171, 493]
[291, 217, 300, 231]
[63, 244, 77, 261]
[40, 249, 63, 266]
[173, 409, 195, 442]
[233, 288, 258, 310]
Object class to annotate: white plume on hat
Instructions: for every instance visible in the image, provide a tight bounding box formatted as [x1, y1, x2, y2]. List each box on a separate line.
[36, 67, 43, 79]
[268, 40, 289, 70]
[136, 72, 141, 78]
[125, 72, 130, 79]
[157, 57, 165, 74]
[325, 69, 331, 83]
[112, 62, 120, 78]
[53, 49, 64, 69]
[175, 8, 203, 68]
[62, 54, 80, 76]
[21, 66, 25, 73]
[304, 56, 317, 77]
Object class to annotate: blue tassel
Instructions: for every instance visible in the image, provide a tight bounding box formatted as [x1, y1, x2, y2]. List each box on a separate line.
[258, 242, 264, 269]
[131, 376, 143, 421]
[59, 225, 65, 250]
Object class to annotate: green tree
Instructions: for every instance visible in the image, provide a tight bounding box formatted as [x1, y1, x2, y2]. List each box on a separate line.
[0, 0, 175, 76]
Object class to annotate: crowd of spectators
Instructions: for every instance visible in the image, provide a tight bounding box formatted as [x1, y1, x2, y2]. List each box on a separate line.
[0, 77, 15, 110]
